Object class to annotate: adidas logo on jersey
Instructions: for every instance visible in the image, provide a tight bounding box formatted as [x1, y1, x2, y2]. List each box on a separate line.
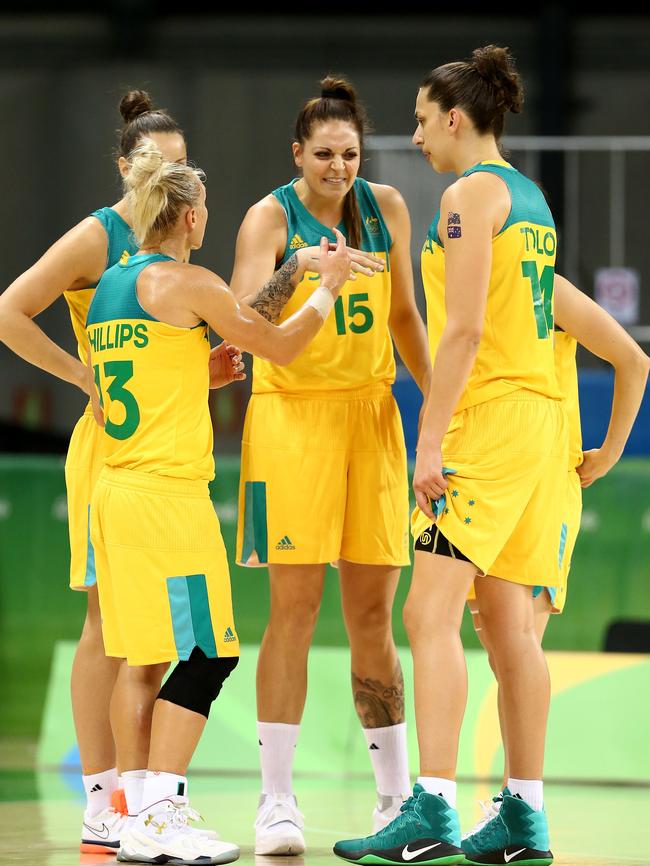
[365, 216, 380, 234]
[289, 233, 308, 250]
[119, 249, 131, 265]
[224, 626, 237, 643]
[275, 535, 296, 550]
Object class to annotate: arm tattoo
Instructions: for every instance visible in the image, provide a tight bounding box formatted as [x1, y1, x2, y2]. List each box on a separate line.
[447, 211, 462, 239]
[352, 660, 405, 728]
[249, 254, 299, 323]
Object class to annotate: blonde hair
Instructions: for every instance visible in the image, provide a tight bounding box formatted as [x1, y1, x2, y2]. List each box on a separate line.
[125, 138, 204, 246]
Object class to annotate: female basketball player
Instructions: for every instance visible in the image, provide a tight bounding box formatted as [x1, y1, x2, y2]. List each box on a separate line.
[230, 76, 432, 854]
[335, 45, 568, 866]
[0, 90, 242, 854]
[87, 139, 351, 864]
[464, 272, 649, 835]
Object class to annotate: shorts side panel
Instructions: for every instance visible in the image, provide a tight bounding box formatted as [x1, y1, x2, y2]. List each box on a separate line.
[65, 412, 105, 589]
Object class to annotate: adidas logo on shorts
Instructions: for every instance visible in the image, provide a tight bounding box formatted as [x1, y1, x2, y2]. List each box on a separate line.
[275, 535, 296, 550]
[224, 627, 237, 643]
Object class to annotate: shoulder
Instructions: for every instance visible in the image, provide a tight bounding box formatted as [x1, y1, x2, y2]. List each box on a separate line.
[368, 182, 408, 217]
[441, 173, 509, 229]
[237, 193, 287, 250]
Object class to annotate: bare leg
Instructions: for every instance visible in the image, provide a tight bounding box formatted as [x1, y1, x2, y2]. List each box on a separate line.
[110, 661, 169, 770]
[71, 584, 121, 774]
[475, 577, 550, 780]
[403, 551, 478, 778]
[257, 564, 326, 723]
[339, 562, 404, 727]
[147, 700, 206, 774]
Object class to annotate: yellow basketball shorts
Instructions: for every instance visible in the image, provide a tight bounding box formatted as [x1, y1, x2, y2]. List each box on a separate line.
[65, 406, 106, 590]
[411, 390, 569, 587]
[237, 386, 410, 567]
[90, 467, 240, 666]
[532, 468, 583, 614]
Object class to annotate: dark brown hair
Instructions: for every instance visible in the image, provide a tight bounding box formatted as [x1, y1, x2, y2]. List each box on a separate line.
[421, 45, 524, 140]
[294, 75, 370, 249]
[118, 89, 185, 159]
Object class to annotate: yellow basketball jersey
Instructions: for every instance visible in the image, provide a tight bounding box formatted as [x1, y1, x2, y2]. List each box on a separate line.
[554, 329, 583, 469]
[253, 178, 395, 394]
[64, 207, 137, 364]
[421, 160, 561, 412]
[86, 253, 214, 481]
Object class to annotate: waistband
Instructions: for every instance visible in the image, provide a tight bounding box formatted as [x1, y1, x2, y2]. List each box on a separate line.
[251, 382, 392, 401]
[97, 466, 210, 498]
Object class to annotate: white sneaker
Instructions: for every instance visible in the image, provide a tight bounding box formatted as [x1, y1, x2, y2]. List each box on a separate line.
[81, 804, 127, 854]
[118, 796, 239, 864]
[372, 793, 406, 833]
[254, 793, 305, 856]
[461, 792, 504, 840]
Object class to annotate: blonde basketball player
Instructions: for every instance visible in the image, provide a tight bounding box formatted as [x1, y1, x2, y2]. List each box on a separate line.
[86, 139, 351, 864]
[230, 76, 431, 854]
[336, 45, 567, 866]
[464, 273, 649, 835]
[0, 91, 243, 854]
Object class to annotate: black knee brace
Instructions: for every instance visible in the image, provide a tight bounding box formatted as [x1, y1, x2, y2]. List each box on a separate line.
[158, 648, 239, 719]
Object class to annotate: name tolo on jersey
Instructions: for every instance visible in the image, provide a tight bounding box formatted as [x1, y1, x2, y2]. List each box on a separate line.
[88, 322, 149, 352]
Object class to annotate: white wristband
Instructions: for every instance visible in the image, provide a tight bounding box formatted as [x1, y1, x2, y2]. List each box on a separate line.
[304, 285, 335, 321]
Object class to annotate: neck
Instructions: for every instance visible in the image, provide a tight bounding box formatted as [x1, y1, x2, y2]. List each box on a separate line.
[140, 235, 189, 262]
[453, 136, 504, 176]
[294, 177, 345, 228]
[112, 197, 132, 226]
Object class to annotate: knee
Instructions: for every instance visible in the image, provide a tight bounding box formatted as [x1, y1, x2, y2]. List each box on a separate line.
[346, 598, 393, 643]
[269, 594, 321, 641]
[158, 649, 238, 718]
[125, 661, 170, 690]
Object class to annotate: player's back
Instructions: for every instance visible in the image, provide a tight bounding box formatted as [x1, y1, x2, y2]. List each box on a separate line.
[87, 252, 213, 480]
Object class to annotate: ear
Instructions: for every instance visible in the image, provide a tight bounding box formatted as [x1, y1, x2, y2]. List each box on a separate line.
[448, 109, 461, 133]
[118, 156, 129, 178]
[292, 141, 303, 168]
[186, 205, 197, 231]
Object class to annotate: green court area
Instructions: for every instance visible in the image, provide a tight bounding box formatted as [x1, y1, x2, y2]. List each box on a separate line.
[1, 456, 650, 738]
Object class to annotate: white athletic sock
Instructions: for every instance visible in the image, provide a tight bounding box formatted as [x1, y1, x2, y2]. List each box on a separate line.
[363, 723, 411, 797]
[140, 771, 188, 813]
[122, 769, 147, 825]
[258, 721, 300, 795]
[83, 767, 118, 817]
[507, 778, 543, 811]
[417, 775, 457, 807]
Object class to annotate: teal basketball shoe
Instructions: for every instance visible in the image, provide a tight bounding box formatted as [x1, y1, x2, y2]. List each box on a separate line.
[462, 789, 553, 865]
[333, 784, 464, 865]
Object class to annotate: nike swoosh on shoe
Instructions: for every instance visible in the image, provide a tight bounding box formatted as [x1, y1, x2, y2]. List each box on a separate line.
[401, 842, 442, 860]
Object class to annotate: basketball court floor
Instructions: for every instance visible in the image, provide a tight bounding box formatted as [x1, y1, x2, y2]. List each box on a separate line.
[3, 767, 648, 866]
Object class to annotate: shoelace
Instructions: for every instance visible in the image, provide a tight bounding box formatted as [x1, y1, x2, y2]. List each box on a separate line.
[165, 802, 204, 831]
[256, 797, 303, 829]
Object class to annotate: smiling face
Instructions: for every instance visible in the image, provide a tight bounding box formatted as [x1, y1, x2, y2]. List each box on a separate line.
[412, 88, 455, 174]
[293, 119, 361, 200]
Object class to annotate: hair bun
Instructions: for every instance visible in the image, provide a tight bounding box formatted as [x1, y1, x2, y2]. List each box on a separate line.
[471, 45, 524, 114]
[319, 75, 356, 104]
[119, 89, 154, 124]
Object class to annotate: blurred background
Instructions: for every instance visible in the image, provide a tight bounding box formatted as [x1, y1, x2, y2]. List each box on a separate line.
[0, 5, 649, 766]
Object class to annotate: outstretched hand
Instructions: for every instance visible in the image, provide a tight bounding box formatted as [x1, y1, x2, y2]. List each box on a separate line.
[209, 342, 246, 389]
[297, 239, 383, 282]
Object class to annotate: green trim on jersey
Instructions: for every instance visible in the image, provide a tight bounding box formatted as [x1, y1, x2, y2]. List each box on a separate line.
[89, 207, 138, 281]
[87, 253, 172, 326]
[272, 177, 392, 266]
[423, 161, 554, 252]
[461, 162, 555, 234]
